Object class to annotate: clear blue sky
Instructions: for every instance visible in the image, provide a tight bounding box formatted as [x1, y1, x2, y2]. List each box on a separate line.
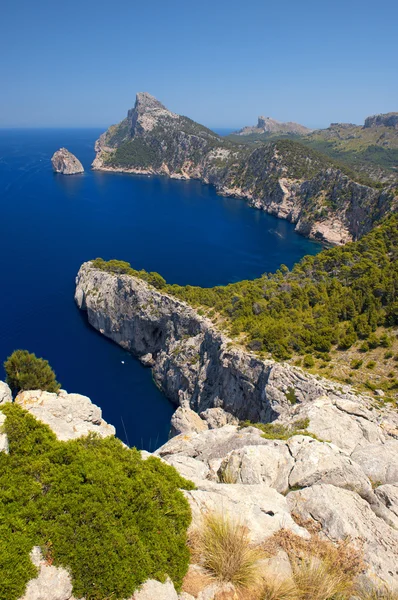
[1, 0, 397, 129]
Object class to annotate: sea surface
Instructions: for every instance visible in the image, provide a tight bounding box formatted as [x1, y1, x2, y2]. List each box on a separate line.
[0, 128, 321, 449]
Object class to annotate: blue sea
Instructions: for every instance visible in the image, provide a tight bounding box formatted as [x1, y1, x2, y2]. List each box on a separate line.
[0, 128, 321, 449]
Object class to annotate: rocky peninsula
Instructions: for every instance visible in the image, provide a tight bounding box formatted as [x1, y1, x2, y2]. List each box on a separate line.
[91, 93, 397, 245]
[51, 148, 84, 175]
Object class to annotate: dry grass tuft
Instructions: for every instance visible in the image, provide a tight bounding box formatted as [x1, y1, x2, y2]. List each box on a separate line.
[260, 576, 297, 600]
[196, 512, 265, 589]
[291, 554, 354, 600]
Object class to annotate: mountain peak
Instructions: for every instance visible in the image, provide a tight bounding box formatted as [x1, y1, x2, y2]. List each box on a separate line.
[134, 92, 167, 113]
[364, 112, 398, 129]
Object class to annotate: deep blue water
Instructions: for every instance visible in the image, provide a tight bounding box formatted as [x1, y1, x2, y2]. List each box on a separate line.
[0, 129, 320, 449]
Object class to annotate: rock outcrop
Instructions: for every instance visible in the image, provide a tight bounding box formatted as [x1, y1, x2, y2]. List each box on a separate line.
[235, 115, 312, 136]
[364, 112, 398, 129]
[14, 388, 115, 442]
[51, 148, 84, 175]
[92, 93, 397, 245]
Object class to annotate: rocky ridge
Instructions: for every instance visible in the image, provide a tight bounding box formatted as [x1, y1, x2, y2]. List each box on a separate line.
[235, 115, 312, 136]
[92, 93, 397, 245]
[51, 148, 84, 175]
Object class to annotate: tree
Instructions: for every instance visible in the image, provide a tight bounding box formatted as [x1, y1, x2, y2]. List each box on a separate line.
[4, 350, 61, 395]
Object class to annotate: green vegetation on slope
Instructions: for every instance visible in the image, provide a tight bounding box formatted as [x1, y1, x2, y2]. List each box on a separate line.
[0, 404, 194, 600]
[4, 350, 61, 396]
[92, 215, 398, 364]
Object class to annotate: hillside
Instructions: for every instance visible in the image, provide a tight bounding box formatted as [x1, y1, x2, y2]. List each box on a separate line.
[300, 113, 398, 183]
[93, 93, 397, 245]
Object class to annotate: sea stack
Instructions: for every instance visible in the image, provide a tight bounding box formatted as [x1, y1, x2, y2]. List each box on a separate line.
[51, 147, 84, 174]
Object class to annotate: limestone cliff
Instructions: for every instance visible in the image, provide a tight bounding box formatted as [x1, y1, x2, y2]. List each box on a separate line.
[92, 93, 397, 245]
[51, 147, 84, 175]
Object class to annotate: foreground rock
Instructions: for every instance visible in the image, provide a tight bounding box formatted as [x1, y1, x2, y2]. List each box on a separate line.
[51, 148, 84, 175]
[14, 389, 115, 441]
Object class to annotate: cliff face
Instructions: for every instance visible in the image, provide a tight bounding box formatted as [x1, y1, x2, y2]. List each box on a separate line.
[74, 262, 387, 424]
[51, 148, 84, 174]
[364, 112, 398, 129]
[92, 93, 397, 245]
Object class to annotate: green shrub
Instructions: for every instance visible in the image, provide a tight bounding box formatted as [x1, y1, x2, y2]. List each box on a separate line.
[303, 355, 315, 368]
[366, 361, 376, 370]
[350, 359, 363, 370]
[0, 404, 194, 600]
[4, 350, 60, 395]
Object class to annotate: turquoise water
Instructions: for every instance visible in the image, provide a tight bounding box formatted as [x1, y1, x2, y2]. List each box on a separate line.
[0, 128, 321, 448]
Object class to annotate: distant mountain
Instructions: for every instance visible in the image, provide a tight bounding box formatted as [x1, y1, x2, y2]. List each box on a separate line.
[93, 93, 397, 245]
[234, 115, 312, 137]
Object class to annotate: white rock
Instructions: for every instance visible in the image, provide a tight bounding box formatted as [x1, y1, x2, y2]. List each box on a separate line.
[287, 483, 398, 586]
[0, 381, 12, 404]
[0, 411, 8, 453]
[15, 390, 115, 441]
[132, 578, 178, 600]
[217, 442, 293, 492]
[185, 481, 308, 544]
[164, 454, 209, 483]
[199, 407, 238, 429]
[351, 441, 398, 485]
[170, 406, 208, 437]
[375, 484, 398, 518]
[20, 548, 73, 600]
[288, 435, 372, 496]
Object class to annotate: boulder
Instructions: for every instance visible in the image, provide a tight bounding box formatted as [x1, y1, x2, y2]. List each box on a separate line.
[185, 480, 307, 545]
[288, 435, 372, 496]
[351, 440, 398, 485]
[217, 442, 293, 492]
[170, 406, 208, 437]
[15, 389, 115, 441]
[0, 381, 12, 404]
[132, 578, 178, 600]
[164, 454, 209, 483]
[199, 408, 238, 429]
[20, 547, 73, 600]
[287, 483, 398, 586]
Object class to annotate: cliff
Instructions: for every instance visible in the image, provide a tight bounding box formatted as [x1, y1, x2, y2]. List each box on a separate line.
[364, 112, 398, 129]
[92, 93, 397, 245]
[51, 148, 84, 175]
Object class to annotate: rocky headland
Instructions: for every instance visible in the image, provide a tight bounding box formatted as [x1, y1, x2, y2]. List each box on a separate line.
[51, 148, 84, 175]
[91, 93, 397, 245]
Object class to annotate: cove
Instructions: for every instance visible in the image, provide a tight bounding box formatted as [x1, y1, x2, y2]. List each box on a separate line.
[0, 128, 321, 449]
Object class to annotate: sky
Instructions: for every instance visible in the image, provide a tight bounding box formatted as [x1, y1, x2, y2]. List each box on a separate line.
[1, 0, 397, 129]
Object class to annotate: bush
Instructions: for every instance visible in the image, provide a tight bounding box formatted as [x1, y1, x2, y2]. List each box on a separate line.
[303, 355, 315, 368]
[4, 350, 60, 395]
[195, 512, 264, 589]
[0, 405, 194, 600]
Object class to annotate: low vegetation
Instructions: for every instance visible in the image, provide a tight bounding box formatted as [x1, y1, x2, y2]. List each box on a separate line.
[238, 418, 319, 441]
[0, 404, 194, 600]
[4, 349, 60, 395]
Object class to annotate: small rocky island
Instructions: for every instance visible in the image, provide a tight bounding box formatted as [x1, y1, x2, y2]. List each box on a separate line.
[51, 147, 84, 175]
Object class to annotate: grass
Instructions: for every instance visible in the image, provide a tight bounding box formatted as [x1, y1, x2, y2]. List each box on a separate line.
[194, 513, 265, 589]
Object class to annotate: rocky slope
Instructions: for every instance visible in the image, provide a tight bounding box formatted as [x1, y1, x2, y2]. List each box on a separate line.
[51, 148, 84, 175]
[234, 115, 312, 136]
[92, 93, 397, 245]
[3, 320, 398, 595]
